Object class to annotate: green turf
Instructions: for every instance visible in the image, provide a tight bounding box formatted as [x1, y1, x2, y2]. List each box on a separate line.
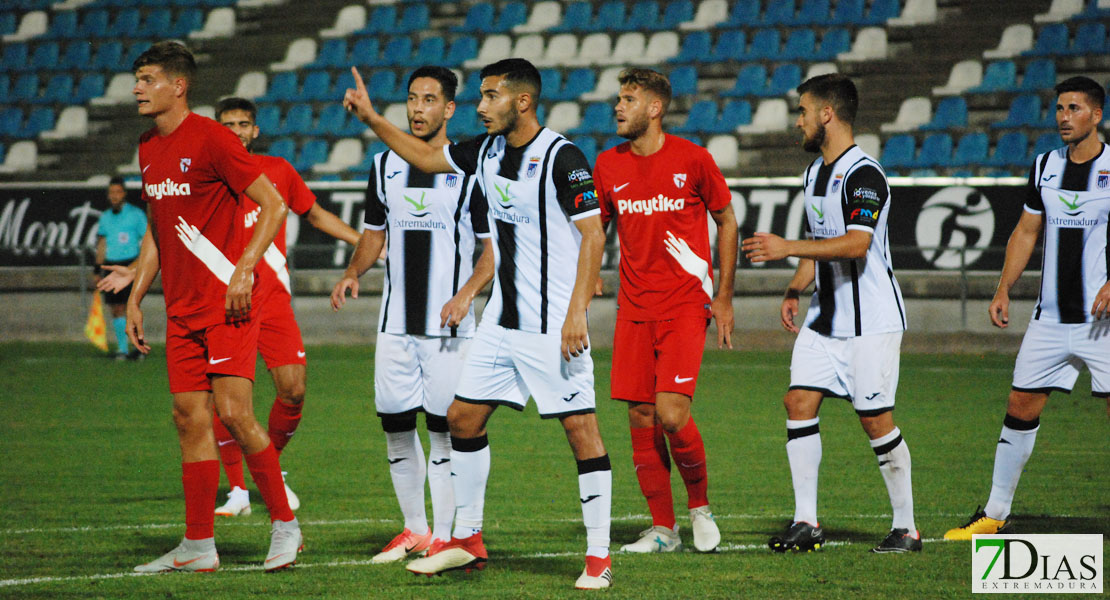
[1, 343, 1106, 599]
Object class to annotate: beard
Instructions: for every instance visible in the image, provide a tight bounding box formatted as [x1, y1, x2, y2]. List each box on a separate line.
[413, 119, 444, 142]
[618, 112, 650, 140]
[802, 122, 826, 153]
[487, 105, 519, 137]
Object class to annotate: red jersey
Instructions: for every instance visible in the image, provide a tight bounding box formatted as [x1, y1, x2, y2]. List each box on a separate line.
[139, 112, 263, 329]
[594, 135, 732, 321]
[238, 154, 316, 298]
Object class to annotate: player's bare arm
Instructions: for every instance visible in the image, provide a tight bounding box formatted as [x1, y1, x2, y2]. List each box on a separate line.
[710, 205, 738, 349]
[742, 229, 871, 262]
[124, 226, 159, 354]
[991, 210, 1043, 328]
[229, 174, 287, 320]
[781, 259, 816, 333]
[331, 229, 386, 311]
[563, 215, 606, 361]
[94, 237, 106, 275]
[440, 238, 494, 328]
[305, 203, 361, 245]
[344, 67, 453, 175]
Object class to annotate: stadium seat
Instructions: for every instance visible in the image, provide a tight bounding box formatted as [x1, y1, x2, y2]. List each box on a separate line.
[581, 67, 622, 101]
[670, 31, 710, 63]
[669, 66, 697, 97]
[73, 74, 106, 104]
[880, 134, 916, 169]
[745, 29, 780, 60]
[466, 34, 510, 69]
[609, 33, 647, 65]
[92, 41, 123, 72]
[267, 138, 296, 165]
[831, 0, 864, 23]
[601, 136, 625, 151]
[0, 12, 13, 37]
[762, 64, 801, 97]
[1066, 21, 1105, 55]
[404, 36, 445, 68]
[307, 39, 347, 69]
[455, 104, 486, 137]
[89, 73, 135, 106]
[1031, 132, 1060, 158]
[32, 74, 74, 105]
[839, 27, 887, 61]
[804, 62, 838, 80]
[781, 29, 817, 60]
[314, 104, 349, 137]
[5, 10, 46, 42]
[816, 28, 851, 59]
[573, 136, 598, 166]
[539, 69, 562, 99]
[350, 37, 381, 66]
[624, 1, 660, 31]
[722, 64, 767, 97]
[276, 104, 314, 136]
[0, 75, 8, 104]
[1, 42, 28, 71]
[40, 106, 88, 140]
[1024, 23, 1069, 55]
[737, 99, 789, 133]
[296, 139, 329, 172]
[967, 60, 1016, 93]
[889, 0, 937, 26]
[0, 140, 37, 174]
[189, 7, 235, 40]
[558, 68, 595, 100]
[546, 101, 581, 133]
[571, 33, 613, 67]
[569, 103, 612, 135]
[1018, 59, 1056, 91]
[381, 37, 413, 66]
[396, 4, 430, 34]
[255, 104, 280, 134]
[454, 3, 494, 33]
[984, 24, 1034, 58]
[1034, 0, 1084, 22]
[708, 100, 752, 132]
[660, 1, 694, 29]
[794, 0, 831, 24]
[27, 42, 60, 72]
[350, 140, 388, 174]
[919, 97, 967, 130]
[365, 71, 399, 102]
[949, 132, 988, 167]
[674, 100, 717, 133]
[992, 94, 1041, 128]
[270, 38, 316, 71]
[258, 71, 298, 102]
[9, 74, 39, 104]
[985, 131, 1029, 167]
[295, 71, 332, 102]
[588, 1, 627, 31]
[0, 108, 22, 137]
[511, 34, 545, 64]
[934, 61, 982, 96]
[314, 138, 363, 173]
[455, 71, 482, 102]
[864, 0, 901, 23]
[108, 8, 141, 38]
[170, 9, 205, 38]
[681, 0, 728, 30]
[709, 30, 745, 62]
[706, 135, 738, 169]
[138, 8, 172, 39]
[59, 41, 93, 70]
[444, 36, 477, 66]
[551, 2, 591, 33]
[641, 31, 679, 63]
[514, 1, 561, 33]
[320, 4, 366, 38]
[855, 133, 881, 158]
[355, 5, 396, 36]
[762, 0, 796, 25]
[18, 107, 55, 138]
[535, 33, 576, 68]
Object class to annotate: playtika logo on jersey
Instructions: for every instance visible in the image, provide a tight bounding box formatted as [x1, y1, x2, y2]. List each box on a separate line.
[617, 194, 686, 216]
[144, 179, 191, 200]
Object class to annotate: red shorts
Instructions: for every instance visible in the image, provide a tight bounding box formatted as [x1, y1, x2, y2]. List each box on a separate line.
[165, 316, 260, 394]
[257, 293, 306, 369]
[610, 317, 708, 403]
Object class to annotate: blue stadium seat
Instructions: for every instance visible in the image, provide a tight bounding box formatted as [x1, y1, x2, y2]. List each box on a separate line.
[356, 5, 396, 35]
[0, 75, 8, 104]
[1067, 22, 1105, 55]
[0, 108, 23, 137]
[74, 73, 106, 103]
[10, 74, 38, 103]
[573, 136, 598, 166]
[794, 0, 830, 24]
[764, 64, 801, 97]
[314, 104, 348, 136]
[28, 42, 60, 72]
[350, 37, 380, 66]
[44, 10, 78, 39]
[709, 30, 745, 62]
[395, 4, 430, 34]
[816, 28, 851, 59]
[920, 97, 968, 130]
[92, 41, 123, 72]
[444, 36, 477, 66]
[669, 66, 697, 97]
[539, 69, 561, 99]
[381, 37, 412, 66]
[18, 107, 55, 138]
[745, 29, 780, 60]
[366, 71, 398, 101]
[624, 1, 660, 31]
[1080, 0, 1110, 19]
[259, 71, 297, 102]
[453, 3, 494, 32]
[968, 61, 1017, 93]
[255, 104, 281, 134]
[138, 9, 172, 39]
[277, 104, 314, 136]
[722, 64, 767, 97]
[1025, 23, 1069, 56]
[865, 0, 900, 24]
[33, 74, 74, 105]
[330, 69, 358, 100]
[171, 8, 204, 37]
[674, 100, 717, 133]
[407, 36, 445, 67]
[781, 29, 817, 60]
[1, 43, 27, 71]
[551, 2, 591, 33]
[670, 31, 710, 64]
[992, 94, 1041, 128]
[570, 103, 612, 135]
[985, 131, 1028, 167]
[725, 0, 760, 25]
[1018, 59, 1055, 92]
[267, 138, 296, 164]
[452, 103, 483, 137]
[602, 136, 625, 151]
[121, 41, 152, 70]
[1030, 132, 1059, 158]
[880, 135, 915, 170]
[494, 2, 528, 32]
[295, 71, 332, 102]
[830, 0, 864, 24]
[108, 8, 140, 38]
[560, 68, 596, 100]
[0, 12, 16, 36]
[351, 140, 388, 173]
[660, 0, 693, 30]
[708, 100, 751, 132]
[456, 71, 482, 101]
[949, 132, 988, 167]
[59, 41, 92, 70]
[588, 1, 627, 31]
[308, 39, 347, 69]
[762, 0, 796, 25]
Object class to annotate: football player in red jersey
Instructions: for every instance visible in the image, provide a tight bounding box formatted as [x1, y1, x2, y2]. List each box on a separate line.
[125, 41, 301, 573]
[593, 68, 737, 554]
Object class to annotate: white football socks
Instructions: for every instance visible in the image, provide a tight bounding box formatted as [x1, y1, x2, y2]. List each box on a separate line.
[786, 418, 821, 525]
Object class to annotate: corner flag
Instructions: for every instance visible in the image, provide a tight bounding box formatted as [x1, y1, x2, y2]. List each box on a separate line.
[85, 293, 109, 353]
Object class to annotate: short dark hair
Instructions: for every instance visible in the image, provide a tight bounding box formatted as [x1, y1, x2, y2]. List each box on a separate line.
[796, 73, 859, 125]
[215, 97, 257, 122]
[132, 41, 197, 89]
[618, 68, 672, 115]
[108, 176, 125, 187]
[479, 58, 542, 99]
[1054, 76, 1106, 111]
[408, 66, 458, 102]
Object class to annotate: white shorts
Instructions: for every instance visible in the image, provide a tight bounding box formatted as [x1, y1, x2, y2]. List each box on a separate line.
[789, 327, 902, 416]
[1012, 319, 1110, 397]
[454, 322, 596, 418]
[374, 332, 471, 417]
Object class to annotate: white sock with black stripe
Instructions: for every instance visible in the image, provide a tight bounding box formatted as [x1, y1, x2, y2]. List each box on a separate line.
[870, 427, 915, 532]
[385, 429, 429, 536]
[426, 429, 454, 542]
[786, 418, 821, 525]
[984, 414, 1039, 521]
[451, 433, 490, 539]
[577, 455, 612, 559]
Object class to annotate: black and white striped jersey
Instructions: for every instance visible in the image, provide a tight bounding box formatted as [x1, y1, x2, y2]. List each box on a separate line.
[801, 145, 906, 337]
[1024, 143, 1110, 324]
[444, 128, 600, 334]
[365, 149, 490, 337]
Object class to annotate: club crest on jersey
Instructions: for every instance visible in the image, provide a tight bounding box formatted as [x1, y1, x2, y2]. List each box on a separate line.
[831, 174, 843, 192]
[673, 173, 687, 188]
[1098, 170, 1109, 189]
[526, 156, 541, 178]
[445, 174, 458, 188]
[180, 158, 191, 173]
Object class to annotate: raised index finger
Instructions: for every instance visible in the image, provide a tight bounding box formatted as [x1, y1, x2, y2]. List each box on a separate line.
[350, 66, 367, 95]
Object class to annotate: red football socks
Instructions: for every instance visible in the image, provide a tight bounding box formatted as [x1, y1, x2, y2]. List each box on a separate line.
[267, 398, 302, 454]
[244, 443, 294, 522]
[212, 414, 246, 490]
[182, 460, 219, 540]
[666, 418, 709, 509]
[630, 426, 675, 529]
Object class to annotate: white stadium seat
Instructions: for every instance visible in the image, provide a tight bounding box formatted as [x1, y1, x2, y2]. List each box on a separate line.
[680, 0, 727, 30]
[511, 34, 546, 63]
[465, 35, 511, 69]
[606, 33, 646, 66]
[40, 106, 88, 140]
[838, 27, 888, 61]
[570, 33, 613, 67]
[855, 133, 881, 159]
[706, 135, 739, 170]
[233, 71, 267, 100]
[0, 141, 38, 174]
[933, 60, 982, 96]
[193, 105, 215, 120]
[546, 102, 581, 133]
[803, 62, 838, 80]
[889, 0, 937, 26]
[117, 149, 139, 175]
[315, 138, 364, 173]
[737, 99, 789, 134]
[90, 73, 138, 106]
[535, 33, 577, 68]
[514, 1, 561, 33]
[1034, 0, 1084, 22]
[270, 38, 316, 71]
[383, 103, 408, 130]
[3, 11, 46, 43]
[321, 5, 366, 38]
[581, 67, 623, 101]
[191, 8, 236, 40]
[984, 25, 1033, 59]
[638, 32, 679, 64]
[881, 96, 932, 133]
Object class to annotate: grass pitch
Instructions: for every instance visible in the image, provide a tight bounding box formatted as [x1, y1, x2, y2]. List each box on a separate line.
[1, 342, 1107, 599]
